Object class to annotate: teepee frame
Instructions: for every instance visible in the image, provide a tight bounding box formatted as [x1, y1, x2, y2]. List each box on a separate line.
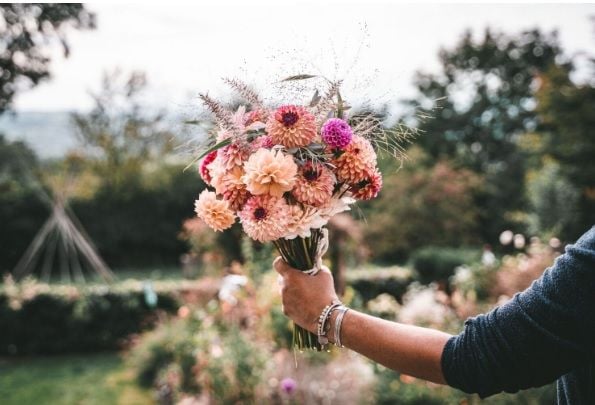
[12, 194, 114, 283]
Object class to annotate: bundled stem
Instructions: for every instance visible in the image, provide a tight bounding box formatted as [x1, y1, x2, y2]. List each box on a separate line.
[273, 228, 324, 351]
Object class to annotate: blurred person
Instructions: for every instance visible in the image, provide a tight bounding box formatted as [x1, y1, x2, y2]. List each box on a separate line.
[274, 226, 595, 404]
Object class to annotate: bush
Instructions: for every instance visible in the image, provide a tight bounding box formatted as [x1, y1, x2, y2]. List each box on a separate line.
[411, 247, 480, 286]
[128, 316, 268, 404]
[0, 279, 180, 355]
[348, 266, 414, 304]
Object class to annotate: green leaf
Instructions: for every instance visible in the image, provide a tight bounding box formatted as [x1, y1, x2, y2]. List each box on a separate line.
[280, 74, 318, 82]
[184, 120, 202, 125]
[197, 138, 232, 160]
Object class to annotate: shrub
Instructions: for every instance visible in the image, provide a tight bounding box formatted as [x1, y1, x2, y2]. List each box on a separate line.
[0, 278, 180, 355]
[411, 247, 480, 286]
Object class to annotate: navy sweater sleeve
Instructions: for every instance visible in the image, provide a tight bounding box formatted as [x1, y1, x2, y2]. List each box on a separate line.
[441, 226, 595, 398]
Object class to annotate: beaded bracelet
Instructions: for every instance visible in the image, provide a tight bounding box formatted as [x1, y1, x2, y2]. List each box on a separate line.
[317, 301, 342, 348]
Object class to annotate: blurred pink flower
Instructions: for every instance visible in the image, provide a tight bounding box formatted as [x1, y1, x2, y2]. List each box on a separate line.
[280, 377, 297, 395]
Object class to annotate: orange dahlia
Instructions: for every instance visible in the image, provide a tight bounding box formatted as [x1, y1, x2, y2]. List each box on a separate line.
[211, 165, 249, 210]
[266, 105, 317, 148]
[351, 168, 383, 200]
[333, 135, 377, 183]
[291, 162, 335, 207]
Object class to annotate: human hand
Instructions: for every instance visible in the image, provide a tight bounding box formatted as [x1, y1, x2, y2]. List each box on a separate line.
[273, 256, 339, 334]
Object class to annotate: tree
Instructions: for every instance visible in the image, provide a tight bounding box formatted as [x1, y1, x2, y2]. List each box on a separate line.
[364, 148, 481, 263]
[407, 29, 570, 241]
[534, 63, 595, 240]
[71, 70, 175, 189]
[0, 4, 95, 114]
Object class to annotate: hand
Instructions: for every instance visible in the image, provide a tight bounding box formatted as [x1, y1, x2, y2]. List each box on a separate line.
[273, 256, 339, 334]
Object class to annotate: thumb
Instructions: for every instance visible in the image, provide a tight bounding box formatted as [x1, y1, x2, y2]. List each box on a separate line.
[273, 256, 292, 276]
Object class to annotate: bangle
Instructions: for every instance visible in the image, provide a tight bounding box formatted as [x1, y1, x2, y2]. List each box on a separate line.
[317, 300, 342, 349]
[334, 306, 349, 348]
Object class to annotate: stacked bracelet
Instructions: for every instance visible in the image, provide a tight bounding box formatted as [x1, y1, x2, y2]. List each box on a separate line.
[333, 306, 349, 348]
[317, 300, 342, 348]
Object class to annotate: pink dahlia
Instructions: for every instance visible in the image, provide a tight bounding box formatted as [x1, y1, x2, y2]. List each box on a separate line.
[219, 142, 249, 170]
[194, 190, 235, 231]
[333, 135, 377, 183]
[351, 168, 383, 200]
[242, 148, 297, 198]
[266, 105, 317, 148]
[238, 195, 291, 242]
[244, 109, 269, 127]
[321, 118, 353, 149]
[251, 135, 275, 151]
[199, 150, 218, 185]
[291, 162, 335, 207]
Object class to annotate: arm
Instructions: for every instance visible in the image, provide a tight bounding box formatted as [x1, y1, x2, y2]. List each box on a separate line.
[274, 226, 595, 397]
[274, 258, 451, 384]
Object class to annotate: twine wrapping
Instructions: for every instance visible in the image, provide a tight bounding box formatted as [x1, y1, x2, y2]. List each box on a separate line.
[303, 228, 329, 276]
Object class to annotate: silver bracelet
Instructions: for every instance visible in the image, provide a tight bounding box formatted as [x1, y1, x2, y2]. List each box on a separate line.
[317, 301, 342, 348]
[334, 306, 349, 348]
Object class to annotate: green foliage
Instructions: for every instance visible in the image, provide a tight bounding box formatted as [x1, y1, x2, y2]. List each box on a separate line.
[70, 165, 201, 268]
[364, 148, 481, 263]
[128, 317, 267, 404]
[411, 246, 480, 285]
[0, 280, 179, 355]
[0, 353, 152, 405]
[71, 70, 175, 190]
[348, 267, 414, 304]
[408, 29, 569, 241]
[535, 64, 595, 240]
[0, 4, 95, 114]
[526, 161, 580, 238]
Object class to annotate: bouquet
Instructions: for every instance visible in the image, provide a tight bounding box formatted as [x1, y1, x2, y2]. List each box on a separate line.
[192, 77, 413, 350]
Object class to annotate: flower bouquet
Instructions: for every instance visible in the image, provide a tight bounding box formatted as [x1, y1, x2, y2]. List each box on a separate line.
[192, 77, 413, 350]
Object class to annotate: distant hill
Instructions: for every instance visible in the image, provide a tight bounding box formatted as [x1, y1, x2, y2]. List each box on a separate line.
[0, 111, 76, 158]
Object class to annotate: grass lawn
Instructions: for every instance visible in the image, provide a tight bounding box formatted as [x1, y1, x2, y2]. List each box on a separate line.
[0, 353, 154, 405]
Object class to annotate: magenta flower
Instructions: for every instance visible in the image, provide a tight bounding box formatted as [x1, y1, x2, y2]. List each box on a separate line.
[280, 377, 297, 395]
[321, 118, 353, 149]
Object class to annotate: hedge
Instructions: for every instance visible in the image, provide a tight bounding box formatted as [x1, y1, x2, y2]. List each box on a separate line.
[0, 280, 182, 355]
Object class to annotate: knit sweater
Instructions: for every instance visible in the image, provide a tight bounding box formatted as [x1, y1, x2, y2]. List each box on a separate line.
[442, 226, 595, 404]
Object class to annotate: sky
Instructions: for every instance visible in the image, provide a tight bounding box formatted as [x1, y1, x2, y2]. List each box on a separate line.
[12, 3, 595, 114]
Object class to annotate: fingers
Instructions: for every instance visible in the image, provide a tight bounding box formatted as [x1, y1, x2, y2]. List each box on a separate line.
[273, 256, 290, 276]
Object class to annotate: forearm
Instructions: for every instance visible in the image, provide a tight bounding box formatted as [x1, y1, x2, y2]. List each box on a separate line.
[329, 309, 451, 384]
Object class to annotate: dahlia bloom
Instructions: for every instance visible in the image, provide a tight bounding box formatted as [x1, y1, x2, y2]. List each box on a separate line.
[242, 148, 297, 198]
[291, 162, 335, 207]
[251, 135, 275, 151]
[321, 118, 353, 149]
[219, 142, 249, 170]
[286, 205, 327, 239]
[333, 135, 377, 183]
[199, 150, 218, 185]
[194, 190, 235, 231]
[238, 195, 291, 242]
[266, 105, 317, 148]
[211, 165, 249, 210]
[351, 168, 383, 200]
